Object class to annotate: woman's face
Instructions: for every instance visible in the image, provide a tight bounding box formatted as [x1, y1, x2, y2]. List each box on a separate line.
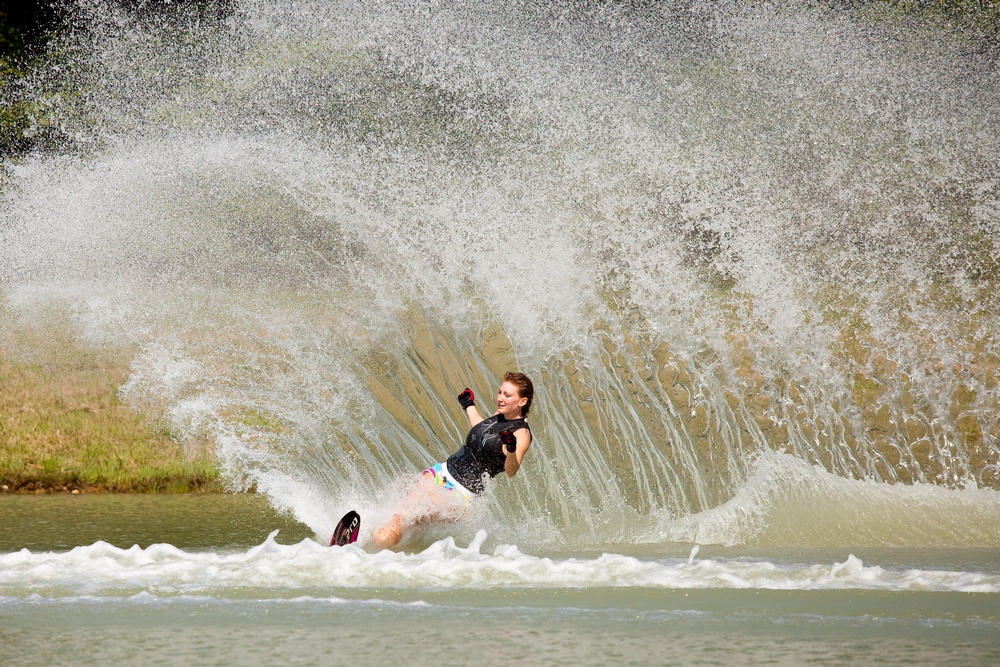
[496, 381, 527, 418]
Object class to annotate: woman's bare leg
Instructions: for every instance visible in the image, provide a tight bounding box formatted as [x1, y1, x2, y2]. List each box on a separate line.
[373, 514, 406, 549]
[371, 474, 467, 549]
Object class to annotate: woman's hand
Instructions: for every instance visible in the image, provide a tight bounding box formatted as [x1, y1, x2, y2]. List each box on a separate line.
[457, 388, 475, 409]
[458, 388, 484, 427]
[499, 430, 517, 454]
[501, 429, 530, 477]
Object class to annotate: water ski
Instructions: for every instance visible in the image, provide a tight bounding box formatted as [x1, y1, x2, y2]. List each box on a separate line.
[330, 510, 361, 546]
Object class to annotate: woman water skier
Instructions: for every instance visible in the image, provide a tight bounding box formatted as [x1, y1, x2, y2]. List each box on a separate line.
[371, 371, 534, 549]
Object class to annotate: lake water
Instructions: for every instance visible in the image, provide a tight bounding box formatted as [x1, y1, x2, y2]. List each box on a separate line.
[2, 494, 998, 666]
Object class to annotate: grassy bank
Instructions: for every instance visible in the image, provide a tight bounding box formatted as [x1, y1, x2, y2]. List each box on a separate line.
[0, 324, 221, 493]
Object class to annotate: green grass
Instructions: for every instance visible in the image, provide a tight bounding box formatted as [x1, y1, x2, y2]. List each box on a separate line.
[0, 326, 221, 493]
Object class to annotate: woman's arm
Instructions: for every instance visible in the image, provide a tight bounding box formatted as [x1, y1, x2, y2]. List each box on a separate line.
[465, 404, 485, 428]
[502, 428, 531, 477]
[457, 388, 485, 427]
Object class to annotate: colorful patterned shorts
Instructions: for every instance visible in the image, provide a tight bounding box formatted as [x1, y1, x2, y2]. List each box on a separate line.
[423, 462, 474, 502]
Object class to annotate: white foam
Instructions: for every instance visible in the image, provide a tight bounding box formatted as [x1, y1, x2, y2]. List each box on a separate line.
[1, 530, 997, 597]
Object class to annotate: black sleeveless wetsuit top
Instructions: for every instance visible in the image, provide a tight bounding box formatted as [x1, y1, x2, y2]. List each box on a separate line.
[446, 414, 530, 495]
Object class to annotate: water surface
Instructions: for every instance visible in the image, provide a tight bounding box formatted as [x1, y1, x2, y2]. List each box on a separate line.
[2, 495, 998, 666]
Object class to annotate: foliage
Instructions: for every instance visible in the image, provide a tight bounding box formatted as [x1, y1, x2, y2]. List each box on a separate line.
[0, 324, 221, 493]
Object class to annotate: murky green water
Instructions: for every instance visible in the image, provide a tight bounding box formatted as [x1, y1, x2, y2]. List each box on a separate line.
[0, 494, 313, 551]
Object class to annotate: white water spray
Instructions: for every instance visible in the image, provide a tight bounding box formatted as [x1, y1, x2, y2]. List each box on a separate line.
[2, 0, 999, 547]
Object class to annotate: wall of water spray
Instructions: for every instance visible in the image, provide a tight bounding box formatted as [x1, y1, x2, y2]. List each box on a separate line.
[2, 1, 999, 540]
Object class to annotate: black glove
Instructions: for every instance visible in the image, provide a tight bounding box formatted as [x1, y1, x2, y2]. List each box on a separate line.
[499, 430, 516, 454]
[457, 388, 475, 410]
